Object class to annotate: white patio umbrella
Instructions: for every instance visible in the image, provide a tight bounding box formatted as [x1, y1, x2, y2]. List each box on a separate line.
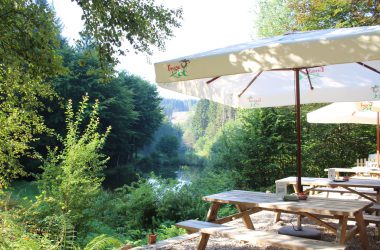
[307, 101, 380, 167]
[154, 25, 380, 193]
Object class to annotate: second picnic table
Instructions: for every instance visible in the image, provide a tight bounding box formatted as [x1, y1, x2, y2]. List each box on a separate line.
[276, 176, 380, 203]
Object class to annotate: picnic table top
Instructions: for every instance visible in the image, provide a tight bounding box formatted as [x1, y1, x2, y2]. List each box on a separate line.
[276, 176, 380, 189]
[324, 167, 380, 173]
[203, 190, 372, 217]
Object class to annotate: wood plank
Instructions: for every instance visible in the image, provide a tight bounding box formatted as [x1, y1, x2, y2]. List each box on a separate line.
[176, 220, 228, 232]
[354, 211, 370, 250]
[276, 176, 380, 190]
[336, 216, 348, 244]
[199, 202, 220, 250]
[312, 187, 377, 196]
[300, 212, 337, 233]
[236, 204, 254, 229]
[340, 186, 377, 202]
[363, 214, 380, 223]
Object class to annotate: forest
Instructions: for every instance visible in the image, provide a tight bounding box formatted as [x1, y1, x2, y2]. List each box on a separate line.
[0, 0, 379, 249]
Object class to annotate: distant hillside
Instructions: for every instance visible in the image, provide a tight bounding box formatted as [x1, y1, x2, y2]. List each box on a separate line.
[161, 99, 197, 120]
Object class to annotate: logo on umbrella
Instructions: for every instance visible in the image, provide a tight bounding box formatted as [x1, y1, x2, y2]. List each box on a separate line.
[372, 84, 380, 99]
[167, 59, 190, 78]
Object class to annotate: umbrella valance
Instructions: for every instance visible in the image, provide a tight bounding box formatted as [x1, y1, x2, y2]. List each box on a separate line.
[155, 26, 380, 84]
[157, 61, 380, 109]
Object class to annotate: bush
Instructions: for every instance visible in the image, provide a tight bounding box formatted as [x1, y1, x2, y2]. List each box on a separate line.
[24, 95, 111, 247]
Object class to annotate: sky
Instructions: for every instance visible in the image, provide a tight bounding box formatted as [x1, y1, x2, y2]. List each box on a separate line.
[51, 0, 257, 99]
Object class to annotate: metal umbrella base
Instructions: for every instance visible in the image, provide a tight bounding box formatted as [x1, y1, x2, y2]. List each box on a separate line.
[278, 226, 321, 240]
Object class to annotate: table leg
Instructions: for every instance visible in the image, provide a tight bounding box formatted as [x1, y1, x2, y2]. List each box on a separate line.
[206, 202, 220, 222]
[198, 202, 220, 250]
[376, 189, 380, 240]
[236, 204, 255, 229]
[274, 212, 282, 223]
[197, 234, 210, 250]
[354, 211, 370, 250]
[292, 184, 299, 193]
[336, 215, 347, 244]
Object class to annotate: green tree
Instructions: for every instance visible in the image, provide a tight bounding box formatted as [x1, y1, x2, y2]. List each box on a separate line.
[0, 0, 64, 77]
[156, 135, 180, 157]
[253, 0, 294, 37]
[74, 0, 182, 69]
[288, 0, 379, 30]
[0, 67, 55, 188]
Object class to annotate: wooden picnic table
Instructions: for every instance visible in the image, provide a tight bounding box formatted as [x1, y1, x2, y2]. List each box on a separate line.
[324, 167, 380, 179]
[276, 176, 380, 203]
[202, 190, 372, 249]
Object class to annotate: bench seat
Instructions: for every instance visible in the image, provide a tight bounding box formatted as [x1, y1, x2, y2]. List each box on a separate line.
[177, 220, 346, 250]
[309, 187, 376, 196]
[363, 214, 380, 224]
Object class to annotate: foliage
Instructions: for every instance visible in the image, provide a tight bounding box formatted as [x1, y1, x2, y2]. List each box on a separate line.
[156, 135, 180, 157]
[157, 224, 186, 241]
[39, 44, 163, 188]
[74, 0, 182, 69]
[288, 0, 380, 30]
[253, 0, 294, 37]
[0, 66, 56, 188]
[122, 178, 159, 232]
[24, 95, 111, 247]
[0, 211, 57, 249]
[255, 0, 380, 39]
[186, 99, 236, 153]
[83, 234, 122, 250]
[0, 0, 64, 77]
[303, 119, 375, 176]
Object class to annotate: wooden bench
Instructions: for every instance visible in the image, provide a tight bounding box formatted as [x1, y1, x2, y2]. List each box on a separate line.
[308, 187, 376, 198]
[177, 220, 346, 250]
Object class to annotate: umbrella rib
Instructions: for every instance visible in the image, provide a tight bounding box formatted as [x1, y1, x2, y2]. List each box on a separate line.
[238, 71, 263, 98]
[357, 62, 380, 75]
[206, 76, 221, 84]
[305, 69, 314, 90]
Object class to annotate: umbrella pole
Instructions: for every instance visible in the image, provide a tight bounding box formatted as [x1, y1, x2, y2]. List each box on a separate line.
[377, 112, 379, 167]
[295, 69, 302, 193]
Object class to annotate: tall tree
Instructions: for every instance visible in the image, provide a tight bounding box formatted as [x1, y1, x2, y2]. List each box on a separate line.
[73, 0, 182, 69]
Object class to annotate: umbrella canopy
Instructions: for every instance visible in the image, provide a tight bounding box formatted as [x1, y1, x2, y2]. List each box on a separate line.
[307, 102, 380, 125]
[154, 25, 380, 192]
[307, 101, 380, 167]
